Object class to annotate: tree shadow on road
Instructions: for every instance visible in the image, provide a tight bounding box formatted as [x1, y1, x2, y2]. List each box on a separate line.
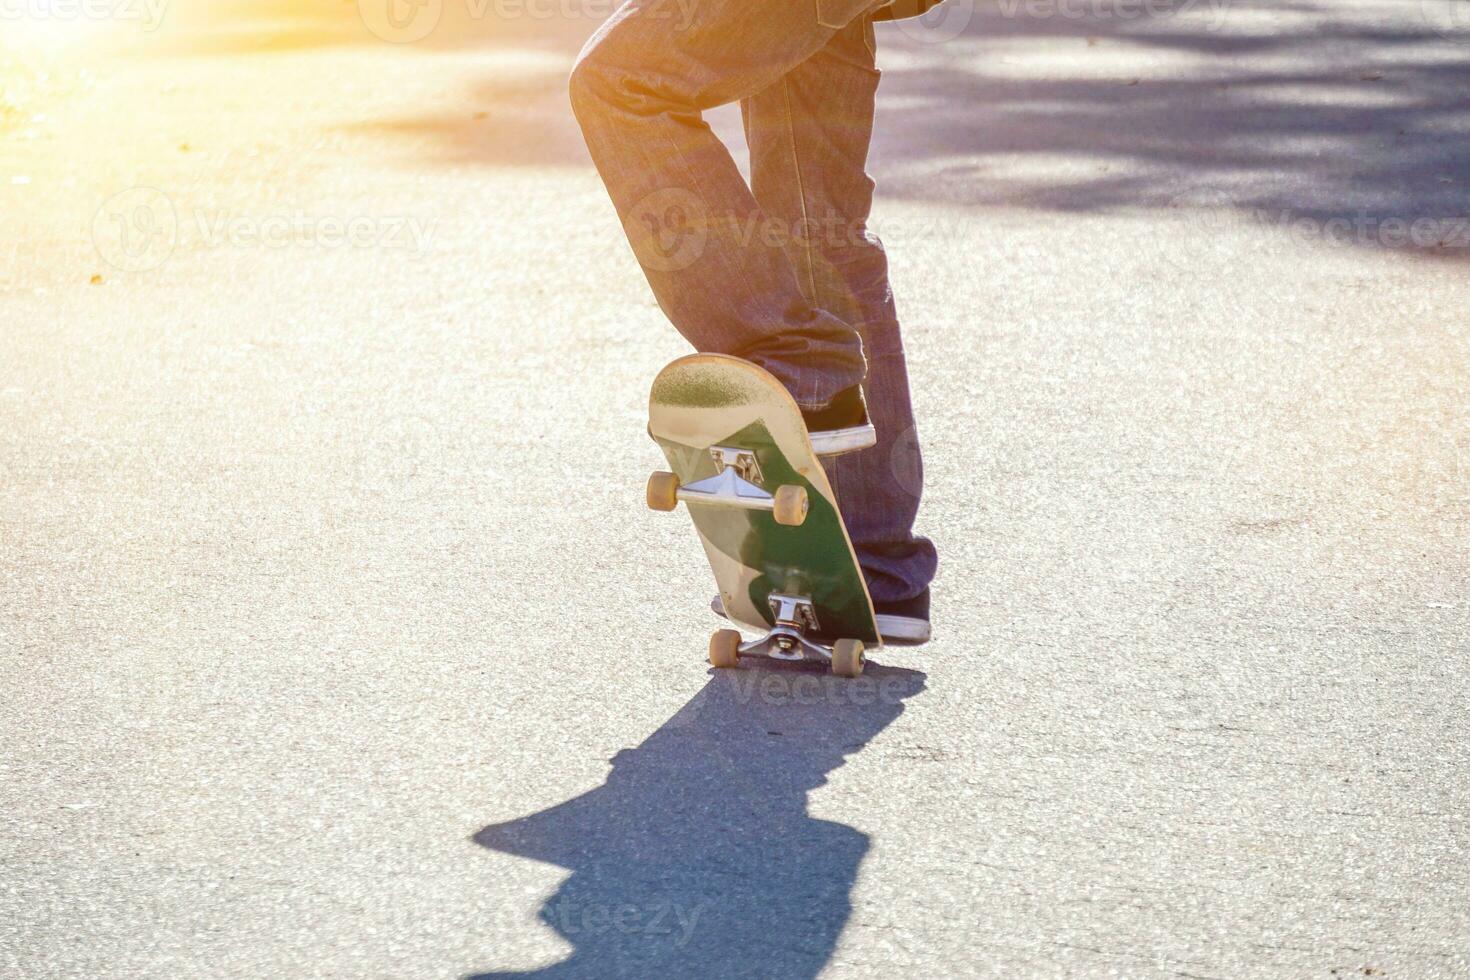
[465, 663, 926, 979]
[869, 0, 1470, 261]
[335, 0, 1470, 262]
[121, 0, 1470, 260]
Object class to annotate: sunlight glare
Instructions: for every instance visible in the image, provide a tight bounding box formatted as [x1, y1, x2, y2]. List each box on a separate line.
[0, 0, 143, 52]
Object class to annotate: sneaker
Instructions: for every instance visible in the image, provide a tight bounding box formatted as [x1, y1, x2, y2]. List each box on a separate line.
[872, 589, 931, 645]
[710, 588, 931, 646]
[802, 385, 876, 456]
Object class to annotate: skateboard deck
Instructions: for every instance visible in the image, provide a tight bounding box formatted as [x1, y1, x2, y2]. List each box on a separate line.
[647, 354, 881, 666]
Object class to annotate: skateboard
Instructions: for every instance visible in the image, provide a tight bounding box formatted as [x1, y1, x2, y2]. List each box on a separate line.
[645, 353, 881, 678]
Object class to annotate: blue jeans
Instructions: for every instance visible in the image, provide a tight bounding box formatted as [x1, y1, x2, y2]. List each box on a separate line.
[569, 0, 937, 604]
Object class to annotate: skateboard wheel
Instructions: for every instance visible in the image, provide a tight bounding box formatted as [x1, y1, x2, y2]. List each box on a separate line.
[771, 485, 808, 527]
[709, 629, 741, 669]
[831, 639, 864, 678]
[646, 471, 680, 512]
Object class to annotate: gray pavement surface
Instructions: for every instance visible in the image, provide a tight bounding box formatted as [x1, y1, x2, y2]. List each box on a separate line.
[2, 0, 1468, 977]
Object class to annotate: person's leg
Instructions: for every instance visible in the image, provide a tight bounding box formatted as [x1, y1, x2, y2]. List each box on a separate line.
[568, 0, 886, 410]
[740, 15, 937, 611]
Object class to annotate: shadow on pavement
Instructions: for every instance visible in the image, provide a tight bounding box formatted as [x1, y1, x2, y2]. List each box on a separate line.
[466, 663, 926, 979]
[139, 0, 1470, 250]
[326, 0, 1470, 261]
[871, 1, 1470, 259]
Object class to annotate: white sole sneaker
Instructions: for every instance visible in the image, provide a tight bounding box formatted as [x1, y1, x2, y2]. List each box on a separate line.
[808, 422, 877, 456]
[710, 596, 931, 646]
[873, 613, 931, 645]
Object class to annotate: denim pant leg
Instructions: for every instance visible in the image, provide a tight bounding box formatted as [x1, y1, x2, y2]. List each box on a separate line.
[568, 0, 888, 408]
[740, 17, 937, 604]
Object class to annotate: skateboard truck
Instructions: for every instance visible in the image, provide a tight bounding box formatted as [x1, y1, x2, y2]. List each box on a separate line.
[709, 591, 865, 676]
[709, 445, 763, 484]
[647, 446, 809, 527]
[737, 593, 828, 662]
[675, 447, 773, 513]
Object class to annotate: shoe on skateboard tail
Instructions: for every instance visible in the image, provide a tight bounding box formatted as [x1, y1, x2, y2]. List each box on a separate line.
[645, 354, 880, 677]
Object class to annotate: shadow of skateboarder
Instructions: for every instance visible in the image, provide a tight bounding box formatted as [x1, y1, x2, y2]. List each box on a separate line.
[467, 663, 926, 979]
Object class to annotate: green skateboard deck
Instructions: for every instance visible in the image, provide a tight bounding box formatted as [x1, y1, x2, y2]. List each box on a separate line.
[647, 354, 881, 653]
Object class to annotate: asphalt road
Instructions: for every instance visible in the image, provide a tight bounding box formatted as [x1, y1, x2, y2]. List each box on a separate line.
[2, 1, 1468, 977]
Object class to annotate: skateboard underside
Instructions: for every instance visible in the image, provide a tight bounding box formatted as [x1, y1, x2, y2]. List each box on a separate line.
[648, 355, 881, 658]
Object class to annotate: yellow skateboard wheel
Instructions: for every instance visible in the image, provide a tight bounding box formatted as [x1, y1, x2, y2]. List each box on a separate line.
[709, 629, 741, 668]
[831, 639, 864, 678]
[772, 485, 808, 526]
[646, 471, 680, 512]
